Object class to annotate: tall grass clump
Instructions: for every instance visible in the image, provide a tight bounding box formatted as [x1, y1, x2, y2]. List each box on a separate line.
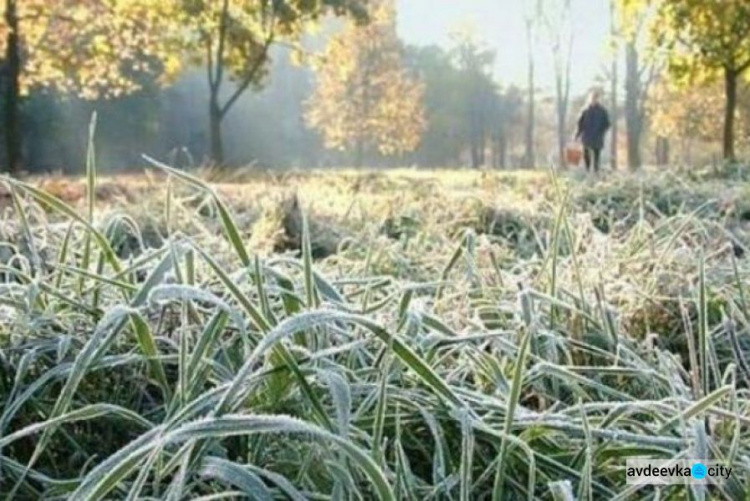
[0, 155, 749, 499]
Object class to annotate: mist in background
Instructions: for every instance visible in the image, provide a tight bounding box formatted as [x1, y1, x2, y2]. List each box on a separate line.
[397, 0, 610, 94]
[24, 47, 321, 172]
[8, 1, 614, 172]
[20, 0, 744, 173]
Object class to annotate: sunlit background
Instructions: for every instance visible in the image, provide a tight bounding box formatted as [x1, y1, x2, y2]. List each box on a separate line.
[3, 2, 750, 500]
[397, 0, 610, 94]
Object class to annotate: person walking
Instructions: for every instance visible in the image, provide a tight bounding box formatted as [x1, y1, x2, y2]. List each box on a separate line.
[575, 89, 611, 172]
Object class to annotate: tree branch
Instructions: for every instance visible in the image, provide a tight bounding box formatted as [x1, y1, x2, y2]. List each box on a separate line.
[216, 0, 281, 118]
[214, 0, 230, 91]
[206, 36, 216, 92]
[637, 58, 661, 126]
[219, 35, 274, 118]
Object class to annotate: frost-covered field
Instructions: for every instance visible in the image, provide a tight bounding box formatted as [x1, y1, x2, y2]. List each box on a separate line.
[1, 164, 749, 499]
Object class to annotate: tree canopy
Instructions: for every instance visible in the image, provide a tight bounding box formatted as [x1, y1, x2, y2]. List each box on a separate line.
[649, 0, 750, 160]
[305, 0, 425, 166]
[0, 0, 177, 97]
[174, 0, 367, 163]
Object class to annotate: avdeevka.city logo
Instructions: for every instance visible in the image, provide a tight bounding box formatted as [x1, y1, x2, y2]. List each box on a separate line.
[691, 462, 708, 480]
[626, 459, 732, 485]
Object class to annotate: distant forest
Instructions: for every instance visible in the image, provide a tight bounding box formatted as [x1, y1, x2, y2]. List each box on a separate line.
[16, 41, 536, 172]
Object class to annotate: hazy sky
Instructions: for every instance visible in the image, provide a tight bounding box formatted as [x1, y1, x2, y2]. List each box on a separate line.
[396, 0, 612, 96]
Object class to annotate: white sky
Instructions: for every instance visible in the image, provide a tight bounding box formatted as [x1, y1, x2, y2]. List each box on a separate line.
[396, 0, 612, 96]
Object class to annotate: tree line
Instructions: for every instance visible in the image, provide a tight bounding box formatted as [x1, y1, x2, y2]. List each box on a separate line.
[1, 0, 749, 174]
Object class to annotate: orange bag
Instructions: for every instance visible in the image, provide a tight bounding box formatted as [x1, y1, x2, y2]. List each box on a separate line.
[565, 143, 582, 167]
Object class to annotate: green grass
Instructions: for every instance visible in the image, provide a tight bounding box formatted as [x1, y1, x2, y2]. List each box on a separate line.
[0, 161, 749, 499]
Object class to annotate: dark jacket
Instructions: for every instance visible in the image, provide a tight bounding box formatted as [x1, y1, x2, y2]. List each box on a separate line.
[576, 103, 610, 150]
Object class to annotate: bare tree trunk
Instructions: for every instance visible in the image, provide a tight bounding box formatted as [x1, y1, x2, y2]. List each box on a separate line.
[625, 42, 643, 170]
[209, 97, 224, 165]
[546, 1, 573, 169]
[468, 96, 483, 168]
[724, 67, 738, 161]
[609, 0, 618, 170]
[524, 18, 535, 168]
[555, 81, 566, 168]
[355, 137, 364, 168]
[655, 136, 670, 166]
[491, 133, 499, 169]
[478, 117, 486, 166]
[203, 0, 274, 166]
[553, 38, 572, 169]
[610, 62, 618, 170]
[498, 133, 507, 169]
[470, 131, 481, 169]
[4, 0, 22, 174]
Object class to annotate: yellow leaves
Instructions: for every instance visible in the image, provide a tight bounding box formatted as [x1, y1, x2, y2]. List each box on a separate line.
[616, 0, 655, 42]
[653, 0, 750, 78]
[70, 6, 89, 23]
[91, 35, 111, 55]
[306, 0, 426, 157]
[0, 0, 363, 104]
[160, 55, 184, 85]
[0, 0, 182, 99]
[649, 77, 748, 145]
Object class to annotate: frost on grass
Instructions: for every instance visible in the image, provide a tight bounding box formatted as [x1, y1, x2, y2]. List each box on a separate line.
[0, 168, 749, 500]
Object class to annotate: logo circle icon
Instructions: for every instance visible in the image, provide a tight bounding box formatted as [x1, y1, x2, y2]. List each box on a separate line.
[692, 462, 708, 479]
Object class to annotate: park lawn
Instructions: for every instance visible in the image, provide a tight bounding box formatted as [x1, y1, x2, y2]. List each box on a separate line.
[1, 164, 749, 499]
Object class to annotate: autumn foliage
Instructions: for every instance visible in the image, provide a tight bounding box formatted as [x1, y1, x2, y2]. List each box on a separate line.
[0, 0, 178, 98]
[647, 0, 750, 160]
[305, 0, 426, 165]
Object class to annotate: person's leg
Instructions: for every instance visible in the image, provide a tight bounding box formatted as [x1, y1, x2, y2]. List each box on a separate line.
[593, 148, 601, 172]
[584, 147, 592, 171]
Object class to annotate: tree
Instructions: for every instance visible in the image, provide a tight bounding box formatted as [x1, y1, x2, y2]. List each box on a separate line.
[451, 31, 496, 169]
[3, 0, 20, 174]
[0, 0, 178, 174]
[624, 42, 649, 169]
[649, 78, 744, 163]
[175, 0, 365, 165]
[407, 43, 525, 169]
[405, 44, 523, 169]
[617, 0, 661, 170]
[653, 0, 750, 161]
[491, 86, 524, 169]
[540, 0, 574, 168]
[609, 0, 619, 170]
[523, 1, 541, 168]
[740, 82, 750, 153]
[305, 0, 425, 167]
[405, 45, 469, 166]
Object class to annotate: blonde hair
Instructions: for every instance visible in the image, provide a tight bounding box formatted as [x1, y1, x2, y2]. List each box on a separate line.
[588, 89, 603, 104]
